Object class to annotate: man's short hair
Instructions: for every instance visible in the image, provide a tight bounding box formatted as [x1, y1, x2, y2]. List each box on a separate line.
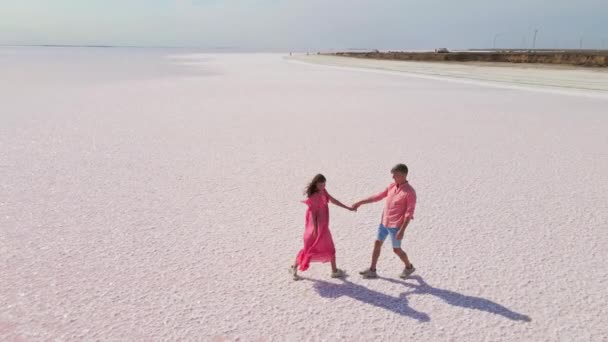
[391, 163, 409, 175]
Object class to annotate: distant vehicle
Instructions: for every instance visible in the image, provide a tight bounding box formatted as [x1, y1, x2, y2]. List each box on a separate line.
[435, 48, 450, 53]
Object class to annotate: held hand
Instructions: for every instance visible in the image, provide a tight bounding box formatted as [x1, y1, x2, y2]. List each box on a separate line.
[352, 202, 361, 210]
[396, 230, 405, 241]
[348, 206, 356, 212]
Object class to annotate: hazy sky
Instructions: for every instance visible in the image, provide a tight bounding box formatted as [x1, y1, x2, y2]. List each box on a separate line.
[1, 0, 607, 50]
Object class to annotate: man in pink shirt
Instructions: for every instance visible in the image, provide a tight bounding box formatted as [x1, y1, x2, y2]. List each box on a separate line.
[353, 164, 417, 279]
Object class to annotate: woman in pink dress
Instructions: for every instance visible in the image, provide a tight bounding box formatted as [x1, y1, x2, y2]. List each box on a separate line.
[289, 174, 354, 281]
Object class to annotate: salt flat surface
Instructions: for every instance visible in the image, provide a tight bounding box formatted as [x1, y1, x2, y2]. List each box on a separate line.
[1, 47, 607, 341]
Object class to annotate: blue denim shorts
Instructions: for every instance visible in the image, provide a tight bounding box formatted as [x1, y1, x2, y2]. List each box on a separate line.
[377, 224, 402, 248]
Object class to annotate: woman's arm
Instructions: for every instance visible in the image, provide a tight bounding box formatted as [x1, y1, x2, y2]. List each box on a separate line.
[327, 192, 354, 211]
[312, 212, 319, 238]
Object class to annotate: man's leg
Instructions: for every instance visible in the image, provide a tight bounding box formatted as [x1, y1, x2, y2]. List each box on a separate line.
[360, 225, 387, 277]
[359, 239, 383, 278]
[370, 240, 384, 270]
[370, 224, 389, 270]
[393, 248, 413, 269]
[389, 228, 413, 269]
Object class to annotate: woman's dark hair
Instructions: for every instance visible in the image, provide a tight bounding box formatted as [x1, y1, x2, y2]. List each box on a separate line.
[391, 163, 409, 175]
[305, 174, 326, 197]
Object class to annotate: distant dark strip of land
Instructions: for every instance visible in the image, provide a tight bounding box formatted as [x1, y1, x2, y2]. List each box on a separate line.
[327, 49, 608, 67]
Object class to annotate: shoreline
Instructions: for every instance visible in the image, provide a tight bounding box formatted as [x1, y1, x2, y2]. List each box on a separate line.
[288, 54, 608, 95]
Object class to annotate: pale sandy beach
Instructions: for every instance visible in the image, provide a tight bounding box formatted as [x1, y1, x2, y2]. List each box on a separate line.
[1, 47, 607, 341]
[290, 54, 608, 96]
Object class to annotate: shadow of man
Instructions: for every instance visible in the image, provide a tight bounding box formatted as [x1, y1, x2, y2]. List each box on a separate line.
[381, 275, 531, 322]
[306, 276, 431, 322]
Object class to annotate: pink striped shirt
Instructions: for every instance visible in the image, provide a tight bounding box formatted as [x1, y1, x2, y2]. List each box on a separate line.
[369, 182, 417, 228]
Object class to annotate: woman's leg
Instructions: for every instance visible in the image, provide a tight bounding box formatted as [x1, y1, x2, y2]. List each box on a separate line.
[292, 257, 299, 274]
[330, 256, 338, 273]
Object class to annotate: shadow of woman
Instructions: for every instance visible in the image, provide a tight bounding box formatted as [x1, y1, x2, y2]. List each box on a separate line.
[381, 275, 531, 322]
[306, 276, 431, 322]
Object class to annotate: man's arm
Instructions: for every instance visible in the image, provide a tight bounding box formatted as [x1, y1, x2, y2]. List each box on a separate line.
[396, 217, 411, 240]
[396, 191, 416, 240]
[353, 188, 388, 210]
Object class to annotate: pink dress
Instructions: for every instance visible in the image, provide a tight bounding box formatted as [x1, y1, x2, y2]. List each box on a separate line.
[296, 189, 336, 271]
